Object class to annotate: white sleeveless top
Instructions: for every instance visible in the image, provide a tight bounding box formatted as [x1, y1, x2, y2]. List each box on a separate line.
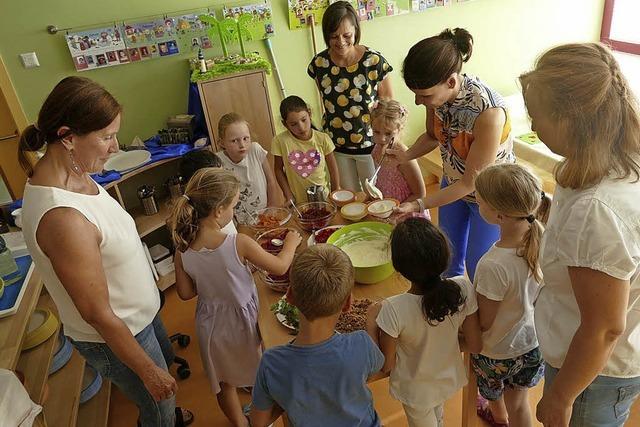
[21, 180, 160, 342]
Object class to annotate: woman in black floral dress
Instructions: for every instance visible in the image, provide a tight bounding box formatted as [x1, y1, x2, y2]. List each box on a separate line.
[307, 1, 393, 192]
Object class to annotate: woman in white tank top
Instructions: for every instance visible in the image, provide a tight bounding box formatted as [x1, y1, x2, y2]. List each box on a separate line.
[19, 77, 193, 426]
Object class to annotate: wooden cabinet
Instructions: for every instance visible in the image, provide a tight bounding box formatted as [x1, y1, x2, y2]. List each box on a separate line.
[198, 70, 276, 152]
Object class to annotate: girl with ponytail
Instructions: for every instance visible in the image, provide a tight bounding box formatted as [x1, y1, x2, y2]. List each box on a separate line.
[472, 163, 550, 427]
[366, 217, 482, 427]
[391, 28, 515, 282]
[168, 168, 301, 426]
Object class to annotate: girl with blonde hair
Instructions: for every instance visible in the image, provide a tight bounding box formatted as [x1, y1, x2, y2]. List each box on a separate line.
[472, 163, 551, 427]
[169, 168, 301, 426]
[521, 43, 640, 427]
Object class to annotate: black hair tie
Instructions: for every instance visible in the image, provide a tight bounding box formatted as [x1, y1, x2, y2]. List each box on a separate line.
[526, 214, 535, 223]
[541, 191, 546, 200]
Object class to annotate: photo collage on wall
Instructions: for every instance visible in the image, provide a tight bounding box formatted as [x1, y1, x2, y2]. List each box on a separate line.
[66, 27, 128, 71]
[222, 2, 275, 39]
[66, 10, 215, 72]
[288, 0, 473, 30]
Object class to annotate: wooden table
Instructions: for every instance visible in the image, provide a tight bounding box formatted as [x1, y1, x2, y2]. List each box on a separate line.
[245, 214, 477, 426]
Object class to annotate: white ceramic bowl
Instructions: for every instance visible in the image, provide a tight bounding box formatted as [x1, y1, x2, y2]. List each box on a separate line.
[11, 208, 22, 228]
[330, 189, 355, 207]
[340, 202, 368, 221]
[367, 199, 398, 219]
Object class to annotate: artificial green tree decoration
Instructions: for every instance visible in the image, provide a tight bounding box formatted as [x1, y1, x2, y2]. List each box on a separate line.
[199, 15, 235, 57]
[236, 14, 254, 58]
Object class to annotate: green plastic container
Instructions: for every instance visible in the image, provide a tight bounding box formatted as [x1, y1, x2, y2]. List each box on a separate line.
[327, 221, 394, 284]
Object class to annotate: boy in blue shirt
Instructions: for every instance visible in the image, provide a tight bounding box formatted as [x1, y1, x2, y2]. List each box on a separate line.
[250, 244, 384, 427]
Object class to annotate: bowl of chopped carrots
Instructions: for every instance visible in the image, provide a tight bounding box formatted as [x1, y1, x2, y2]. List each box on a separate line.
[247, 207, 292, 232]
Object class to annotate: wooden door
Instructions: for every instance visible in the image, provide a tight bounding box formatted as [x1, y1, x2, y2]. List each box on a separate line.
[198, 70, 276, 152]
[0, 83, 26, 200]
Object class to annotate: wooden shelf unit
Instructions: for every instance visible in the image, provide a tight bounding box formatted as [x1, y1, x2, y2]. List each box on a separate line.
[43, 349, 86, 427]
[0, 263, 41, 369]
[157, 270, 176, 292]
[16, 292, 61, 405]
[131, 197, 173, 238]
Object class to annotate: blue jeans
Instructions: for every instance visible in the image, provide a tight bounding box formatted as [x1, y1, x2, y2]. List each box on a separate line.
[71, 315, 176, 427]
[438, 180, 500, 281]
[545, 364, 640, 426]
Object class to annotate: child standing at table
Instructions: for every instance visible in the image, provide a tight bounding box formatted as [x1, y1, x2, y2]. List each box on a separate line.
[179, 150, 237, 235]
[216, 113, 280, 224]
[168, 168, 301, 427]
[370, 99, 426, 206]
[471, 164, 550, 427]
[367, 218, 482, 427]
[272, 95, 340, 203]
[250, 244, 384, 427]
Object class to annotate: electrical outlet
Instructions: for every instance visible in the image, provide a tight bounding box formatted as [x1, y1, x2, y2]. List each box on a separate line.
[20, 52, 40, 69]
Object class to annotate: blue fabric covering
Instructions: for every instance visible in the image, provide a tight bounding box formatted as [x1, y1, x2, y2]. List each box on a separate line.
[91, 170, 122, 185]
[0, 255, 32, 310]
[188, 81, 211, 141]
[144, 137, 194, 162]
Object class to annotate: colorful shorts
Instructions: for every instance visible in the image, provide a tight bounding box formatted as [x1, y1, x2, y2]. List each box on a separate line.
[471, 347, 544, 401]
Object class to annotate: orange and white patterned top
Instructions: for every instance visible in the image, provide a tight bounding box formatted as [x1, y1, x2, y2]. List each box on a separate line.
[434, 74, 515, 202]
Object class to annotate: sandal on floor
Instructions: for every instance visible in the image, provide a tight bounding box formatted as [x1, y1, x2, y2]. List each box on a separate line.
[175, 407, 194, 426]
[476, 396, 508, 427]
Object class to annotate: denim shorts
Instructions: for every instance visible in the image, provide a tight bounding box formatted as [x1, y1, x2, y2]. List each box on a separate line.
[545, 363, 640, 427]
[471, 347, 544, 400]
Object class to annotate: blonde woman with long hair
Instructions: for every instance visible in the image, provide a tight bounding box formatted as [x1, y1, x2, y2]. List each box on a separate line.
[169, 168, 301, 426]
[472, 164, 551, 427]
[521, 43, 640, 426]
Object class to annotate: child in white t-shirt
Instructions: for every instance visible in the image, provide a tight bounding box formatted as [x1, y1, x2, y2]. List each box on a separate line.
[216, 113, 279, 224]
[366, 218, 482, 427]
[472, 163, 551, 427]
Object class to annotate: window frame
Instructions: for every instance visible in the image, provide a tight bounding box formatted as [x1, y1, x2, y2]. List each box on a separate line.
[601, 0, 640, 55]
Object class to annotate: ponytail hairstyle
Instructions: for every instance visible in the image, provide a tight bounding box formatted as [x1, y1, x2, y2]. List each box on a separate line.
[18, 76, 122, 177]
[403, 28, 473, 90]
[279, 95, 318, 131]
[519, 43, 640, 189]
[370, 99, 409, 133]
[168, 168, 240, 252]
[475, 164, 551, 282]
[391, 218, 466, 325]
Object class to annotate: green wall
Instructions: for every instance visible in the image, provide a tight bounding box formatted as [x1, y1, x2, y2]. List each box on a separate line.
[0, 0, 604, 146]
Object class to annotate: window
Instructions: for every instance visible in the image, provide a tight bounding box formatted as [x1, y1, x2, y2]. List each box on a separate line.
[601, 0, 640, 55]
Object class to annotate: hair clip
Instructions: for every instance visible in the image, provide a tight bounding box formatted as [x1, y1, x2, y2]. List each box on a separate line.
[371, 100, 379, 110]
[541, 191, 546, 200]
[182, 194, 190, 202]
[399, 105, 408, 116]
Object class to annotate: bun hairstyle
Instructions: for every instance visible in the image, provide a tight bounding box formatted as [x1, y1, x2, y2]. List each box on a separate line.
[370, 99, 409, 132]
[168, 168, 239, 252]
[475, 164, 551, 282]
[321, 1, 361, 47]
[403, 28, 473, 90]
[18, 76, 122, 177]
[391, 218, 465, 325]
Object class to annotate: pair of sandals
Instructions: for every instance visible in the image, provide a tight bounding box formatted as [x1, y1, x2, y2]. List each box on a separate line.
[476, 396, 509, 427]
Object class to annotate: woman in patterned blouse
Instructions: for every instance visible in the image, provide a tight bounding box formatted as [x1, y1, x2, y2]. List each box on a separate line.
[392, 28, 515, 282]
[308, 1, 393, 192]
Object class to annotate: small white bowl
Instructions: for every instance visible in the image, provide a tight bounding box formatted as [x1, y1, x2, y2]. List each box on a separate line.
[367, 199, 398, 219]
[330, 189, 355, 207]
[11, 208, 22, 228]
[340, 202, 368, 221]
